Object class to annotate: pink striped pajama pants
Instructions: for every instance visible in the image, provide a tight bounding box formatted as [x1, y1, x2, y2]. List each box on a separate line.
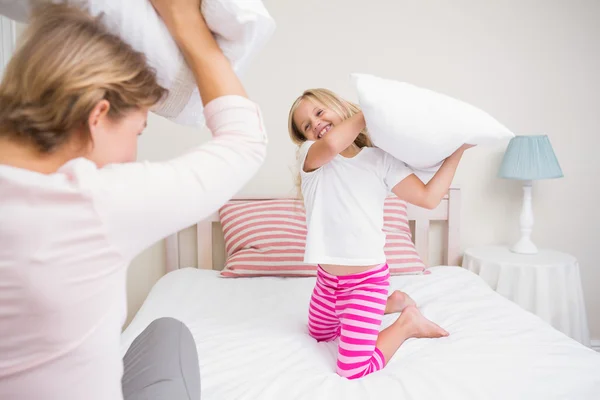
[308, 263, 390, 379]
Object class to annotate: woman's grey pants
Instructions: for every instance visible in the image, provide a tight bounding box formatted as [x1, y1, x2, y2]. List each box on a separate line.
[122, 317, 200, 400]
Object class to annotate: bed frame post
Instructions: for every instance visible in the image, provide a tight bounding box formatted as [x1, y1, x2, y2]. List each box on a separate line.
[196, 218, 215, 270]
[446, 187, 461, 266]
[165, 234, 179, 273]
[414, 219, 430, 266]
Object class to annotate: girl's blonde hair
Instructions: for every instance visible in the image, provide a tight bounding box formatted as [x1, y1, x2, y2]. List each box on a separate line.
[0, 3, 167, 153]
[287, 88, 373, 197]
[288, 88, 372, 148]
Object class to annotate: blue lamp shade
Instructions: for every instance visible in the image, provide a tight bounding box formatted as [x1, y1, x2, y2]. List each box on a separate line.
[498, 135, 563, 180]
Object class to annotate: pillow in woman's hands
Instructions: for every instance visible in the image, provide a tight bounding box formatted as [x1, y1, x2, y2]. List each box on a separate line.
[351, 73, 514, 173]
[0, 0, 275, 127]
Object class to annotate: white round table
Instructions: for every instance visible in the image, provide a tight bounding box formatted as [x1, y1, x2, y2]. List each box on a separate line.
[462, 245, 590, 347]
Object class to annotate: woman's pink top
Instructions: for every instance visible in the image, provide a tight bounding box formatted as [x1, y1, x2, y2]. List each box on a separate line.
[0, 95, 268, 399]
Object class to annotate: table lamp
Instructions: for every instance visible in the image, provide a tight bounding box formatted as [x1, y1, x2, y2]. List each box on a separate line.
[498, 135, 563, 254]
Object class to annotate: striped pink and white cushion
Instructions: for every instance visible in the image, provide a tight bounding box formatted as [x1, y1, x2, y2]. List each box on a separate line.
[218, 198, 426, 278]
[219, 199, 312, 277]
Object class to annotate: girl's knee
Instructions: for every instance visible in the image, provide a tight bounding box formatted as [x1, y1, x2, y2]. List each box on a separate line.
[336, 352, 385, 379]
[336, 365, 377, 380]
[336, 365, 370, 380]
[308, 328, 338, 342]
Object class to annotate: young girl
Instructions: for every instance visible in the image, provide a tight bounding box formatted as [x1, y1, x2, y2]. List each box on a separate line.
[288, 88, 473, 380]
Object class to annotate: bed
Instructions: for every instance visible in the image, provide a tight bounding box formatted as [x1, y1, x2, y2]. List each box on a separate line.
[121, 188, 600, 400]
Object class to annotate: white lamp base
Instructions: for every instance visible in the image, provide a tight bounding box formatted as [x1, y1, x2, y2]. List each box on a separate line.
[511, 180, 538, 255]
[511, 236, 538, 254]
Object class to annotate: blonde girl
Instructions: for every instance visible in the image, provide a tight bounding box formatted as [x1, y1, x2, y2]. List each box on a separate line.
[289, 88, 473, 379]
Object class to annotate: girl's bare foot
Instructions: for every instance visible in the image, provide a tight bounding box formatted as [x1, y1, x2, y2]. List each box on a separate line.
[399, 305, 449, 338]
[385, 290, 416, 314]
[375, 303, 449, 364]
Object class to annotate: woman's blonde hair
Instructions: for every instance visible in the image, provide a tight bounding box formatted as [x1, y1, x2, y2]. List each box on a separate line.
[287, 88, 373, 197]
[0, 2, 167, 153]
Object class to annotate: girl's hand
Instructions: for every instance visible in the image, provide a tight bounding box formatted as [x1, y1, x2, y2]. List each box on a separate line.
[393, 142, 473, 209]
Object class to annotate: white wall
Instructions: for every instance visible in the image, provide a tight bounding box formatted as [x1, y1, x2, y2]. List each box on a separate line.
[121, 0, 600, 340]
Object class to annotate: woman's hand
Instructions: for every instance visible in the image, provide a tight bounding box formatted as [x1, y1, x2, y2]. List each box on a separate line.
[149, 0, 202, 29]
[458, 143, 476, 151]
[150, 0, 247, 103]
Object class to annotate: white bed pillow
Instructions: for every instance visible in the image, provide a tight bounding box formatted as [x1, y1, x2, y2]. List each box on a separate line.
[0, 0, 275, 127]
[351, 73, 514, 175]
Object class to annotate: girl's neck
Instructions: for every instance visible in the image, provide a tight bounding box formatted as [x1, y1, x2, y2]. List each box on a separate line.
[340, 143, 361, 158]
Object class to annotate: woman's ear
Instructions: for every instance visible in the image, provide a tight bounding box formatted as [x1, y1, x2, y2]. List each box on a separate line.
[88, 100, 111, 132]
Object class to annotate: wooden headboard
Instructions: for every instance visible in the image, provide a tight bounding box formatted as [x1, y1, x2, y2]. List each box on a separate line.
[165, 187, 461, 272]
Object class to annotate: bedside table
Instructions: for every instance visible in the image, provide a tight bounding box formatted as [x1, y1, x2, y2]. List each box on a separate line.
[462, 245, 590, 347]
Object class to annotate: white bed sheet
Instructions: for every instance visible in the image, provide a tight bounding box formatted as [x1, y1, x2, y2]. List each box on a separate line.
[121, 266, 600, 400]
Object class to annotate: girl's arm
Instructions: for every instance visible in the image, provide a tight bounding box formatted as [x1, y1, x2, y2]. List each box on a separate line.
[392, 144, 474, 209]
[303, 112, 365, 172]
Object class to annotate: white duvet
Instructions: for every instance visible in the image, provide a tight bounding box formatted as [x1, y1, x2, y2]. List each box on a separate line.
[121, 266, 600, 400]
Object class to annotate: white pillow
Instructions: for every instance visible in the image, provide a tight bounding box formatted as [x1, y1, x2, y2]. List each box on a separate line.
[351, 73, 514, 176]
[0, 0, 275, 127]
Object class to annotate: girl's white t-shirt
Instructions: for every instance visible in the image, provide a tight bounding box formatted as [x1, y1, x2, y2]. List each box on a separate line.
[298, 141, 413, 266]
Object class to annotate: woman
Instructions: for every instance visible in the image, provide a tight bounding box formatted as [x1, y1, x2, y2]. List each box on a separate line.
[0, 0, 267, 399]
